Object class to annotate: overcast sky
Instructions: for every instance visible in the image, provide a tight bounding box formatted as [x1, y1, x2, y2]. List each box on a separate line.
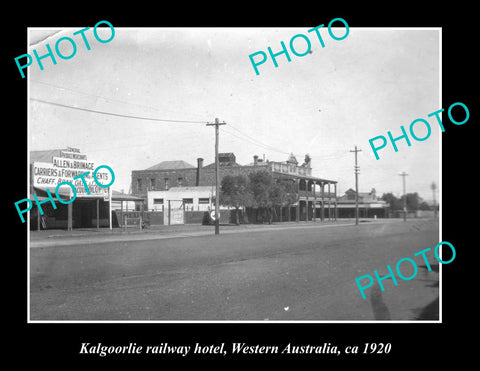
[28, 26, 440, 201]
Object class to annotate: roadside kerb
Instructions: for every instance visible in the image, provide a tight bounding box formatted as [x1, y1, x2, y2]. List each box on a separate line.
[29, 220, 373, 248]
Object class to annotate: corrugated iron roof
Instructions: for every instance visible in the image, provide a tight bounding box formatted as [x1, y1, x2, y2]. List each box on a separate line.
[111, 190, 144, 201]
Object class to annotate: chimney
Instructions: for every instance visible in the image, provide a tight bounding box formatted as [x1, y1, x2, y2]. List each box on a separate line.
[253, 155, 258, 167]
[196, 158, 203, 186]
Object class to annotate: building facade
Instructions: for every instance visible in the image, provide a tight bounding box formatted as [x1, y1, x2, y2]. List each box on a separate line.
[147, 186, 214, 212]
[29, 147, 112, 230]
[132, 152, 338, 222]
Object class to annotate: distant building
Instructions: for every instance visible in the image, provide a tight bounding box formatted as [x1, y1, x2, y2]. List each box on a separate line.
[132, 152, 338, 222]
[337, 188, 389, 218]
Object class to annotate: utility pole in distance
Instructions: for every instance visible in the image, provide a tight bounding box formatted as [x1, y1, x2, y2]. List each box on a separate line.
[399, 171, 408, 222]
[350, 146, 362, 225]
[206, 118, 226, 235]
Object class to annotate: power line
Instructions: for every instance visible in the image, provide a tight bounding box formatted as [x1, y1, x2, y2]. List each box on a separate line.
[31, 84, 353, 170]
[31, 79, 205, 120]
[223, 125, 355, 171]
[225, 123, 291, 156]
[31, 95, 320, 163]
[30, 98, 208, 124]
[30, 81, 335, 162]
[221, 127, 291, 157]
[223, 121, 339, 161]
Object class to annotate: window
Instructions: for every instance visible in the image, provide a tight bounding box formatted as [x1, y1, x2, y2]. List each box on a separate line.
[198, 198, 210, 204]
[153, 198, 164, 205]
[150, 178, 156, 190]
[164, 178, 169, 190]
[136, 178, 142, 192]
[299, 179, 306, 191]
[177, 177, 183, 187]
[182, 198, 193, 204]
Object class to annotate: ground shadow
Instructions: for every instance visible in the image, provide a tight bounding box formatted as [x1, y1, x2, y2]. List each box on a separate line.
[370, 283, 391, 320]
[415, 297, 439, 320]
[420, 264, 439, 288]
[414, 264, 439, 320]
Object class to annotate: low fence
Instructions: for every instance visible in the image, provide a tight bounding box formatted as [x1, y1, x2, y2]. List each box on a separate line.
[113, 210, 231, 226]
[184, 211, 205, 224]
[123, 216, 143, 230]
[387, 210, 436, 218]
[114, 211, 163, 226]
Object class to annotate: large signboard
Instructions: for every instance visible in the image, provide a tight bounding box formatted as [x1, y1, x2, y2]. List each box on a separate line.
[32, 148, 111, 198]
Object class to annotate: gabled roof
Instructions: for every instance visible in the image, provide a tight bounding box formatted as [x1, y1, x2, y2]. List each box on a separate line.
[30, 149, 63, 164]
[345, 188, 375, 197]
[145, 160, 195, 171]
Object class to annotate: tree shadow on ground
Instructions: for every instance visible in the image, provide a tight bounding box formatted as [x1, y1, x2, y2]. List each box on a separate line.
[370, 283, 391, 320]
[414, 264, 439, 320]
[415, 297, 439, 320]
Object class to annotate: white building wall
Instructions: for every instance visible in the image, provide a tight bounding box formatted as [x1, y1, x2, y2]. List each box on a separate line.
[147, 186, 215, 212]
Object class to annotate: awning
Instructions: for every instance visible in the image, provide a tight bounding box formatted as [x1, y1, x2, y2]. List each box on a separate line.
[32, 186, 71, 200]
[111, 193, 145, 202]
[271, 172, 337, 184]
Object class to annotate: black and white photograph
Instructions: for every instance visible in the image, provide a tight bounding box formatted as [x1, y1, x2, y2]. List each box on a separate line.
[27, 25, 441, 322]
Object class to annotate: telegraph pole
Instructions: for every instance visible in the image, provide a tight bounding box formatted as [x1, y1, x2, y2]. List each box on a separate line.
[399, 172, 408, 222]
[350, 146, 362, 225]
[431, 181, 437, 220]
[206, 118, 226, 235]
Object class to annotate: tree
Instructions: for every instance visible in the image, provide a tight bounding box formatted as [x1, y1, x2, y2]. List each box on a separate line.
[248, 171, 273, 223]
[247, 171, 298, 224]
[220, 174, 251, 225]
[270, 178, 298, 221]
[402, 192, 421, 211]
[275, 178, 297, 206]
[382, 192, 423, 213]
[221, 171, 302, 224]
[419, 201, 431, 211]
